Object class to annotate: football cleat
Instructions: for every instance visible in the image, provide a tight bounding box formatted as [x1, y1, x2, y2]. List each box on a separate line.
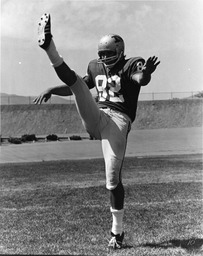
[38, 13, 52, 49]
[108, 232, 124, 250]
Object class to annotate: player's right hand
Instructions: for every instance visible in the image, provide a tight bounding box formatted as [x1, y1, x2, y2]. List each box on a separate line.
[33, 90, 51, 104]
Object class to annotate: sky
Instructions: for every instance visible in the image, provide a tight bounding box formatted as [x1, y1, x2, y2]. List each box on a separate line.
[1, 0, 203, 97]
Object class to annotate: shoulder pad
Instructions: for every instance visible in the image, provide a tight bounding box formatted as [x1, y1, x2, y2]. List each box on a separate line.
[121, 57, 145, 74]
[125, 57, 145, 66]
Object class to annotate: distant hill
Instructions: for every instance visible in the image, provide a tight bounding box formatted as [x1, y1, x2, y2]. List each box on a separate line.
[0, 93, 72, 105]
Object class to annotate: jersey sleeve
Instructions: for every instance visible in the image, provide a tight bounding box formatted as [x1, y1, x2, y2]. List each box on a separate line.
[128, 57, 145, 76]
[82, 63, 95, 90]
[128, 57, 152, 86]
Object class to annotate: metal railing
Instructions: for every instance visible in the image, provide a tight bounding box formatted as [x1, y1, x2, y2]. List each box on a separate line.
[138, 91, 201, 101]
[0, 91, 202, 105]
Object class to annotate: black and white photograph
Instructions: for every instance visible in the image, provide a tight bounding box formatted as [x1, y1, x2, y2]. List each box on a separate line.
[0, 0, 202, 255]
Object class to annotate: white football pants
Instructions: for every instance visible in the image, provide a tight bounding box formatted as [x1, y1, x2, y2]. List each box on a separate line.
[71, 75, 131, 190]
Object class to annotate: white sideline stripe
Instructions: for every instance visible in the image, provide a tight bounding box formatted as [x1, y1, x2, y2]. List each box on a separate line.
[127, 198, 203, 207]
[1, 199, 202, 212]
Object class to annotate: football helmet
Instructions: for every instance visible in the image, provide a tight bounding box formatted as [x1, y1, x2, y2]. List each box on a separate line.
[98, 34, 125, 68]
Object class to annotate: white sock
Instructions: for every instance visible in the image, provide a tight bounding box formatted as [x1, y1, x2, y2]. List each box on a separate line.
[111, 207, 124, 235]
[45, 39, 64, 67]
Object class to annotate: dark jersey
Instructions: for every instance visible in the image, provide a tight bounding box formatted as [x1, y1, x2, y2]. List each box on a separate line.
[83, 57, 145, 122]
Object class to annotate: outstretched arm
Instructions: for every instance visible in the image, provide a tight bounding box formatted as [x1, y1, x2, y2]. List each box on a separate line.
[33, 84, 72, 104]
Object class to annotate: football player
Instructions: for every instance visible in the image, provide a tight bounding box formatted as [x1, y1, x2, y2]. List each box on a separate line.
[34, 13, 160, 250]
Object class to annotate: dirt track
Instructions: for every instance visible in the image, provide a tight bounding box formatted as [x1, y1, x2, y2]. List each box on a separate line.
[1, 127, 202, 163]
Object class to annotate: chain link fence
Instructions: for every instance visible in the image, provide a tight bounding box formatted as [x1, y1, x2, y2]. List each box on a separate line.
[138, 91, 202, 101]
[1, 91, 202, 105]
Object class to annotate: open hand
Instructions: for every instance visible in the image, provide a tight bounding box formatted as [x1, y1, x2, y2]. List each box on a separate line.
[33, 90, 51, 104]
[144, 56, 160, 74]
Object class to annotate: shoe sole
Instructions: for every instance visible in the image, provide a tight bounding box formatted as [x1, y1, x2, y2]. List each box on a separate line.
[38, 13, 51, 48]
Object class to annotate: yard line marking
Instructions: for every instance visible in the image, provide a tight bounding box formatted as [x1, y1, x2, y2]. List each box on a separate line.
[127, 198, 203, 207]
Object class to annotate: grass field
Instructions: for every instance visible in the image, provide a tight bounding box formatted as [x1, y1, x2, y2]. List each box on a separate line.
[0, 154, 202, 255]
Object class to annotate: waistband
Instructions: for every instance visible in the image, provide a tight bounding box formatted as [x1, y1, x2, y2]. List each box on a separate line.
[100, 107, 132, 124]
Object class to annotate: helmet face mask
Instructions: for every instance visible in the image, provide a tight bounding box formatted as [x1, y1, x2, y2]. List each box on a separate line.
[98, 50, 118, 67]
[98, 34, 125, 68]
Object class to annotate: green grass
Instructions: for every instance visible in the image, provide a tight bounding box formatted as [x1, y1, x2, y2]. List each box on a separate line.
[0, 154, 202, 255]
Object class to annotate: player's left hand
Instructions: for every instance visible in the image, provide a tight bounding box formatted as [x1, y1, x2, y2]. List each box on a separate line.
[33, 89, 52, 104]
[144, 56, 160, 74]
